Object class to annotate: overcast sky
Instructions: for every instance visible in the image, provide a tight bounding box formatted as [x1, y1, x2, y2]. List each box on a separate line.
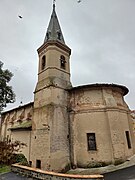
[0, 0, 135, 111]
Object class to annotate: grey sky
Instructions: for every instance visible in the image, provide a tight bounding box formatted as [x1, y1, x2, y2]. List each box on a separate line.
[0, 0, 135, 110]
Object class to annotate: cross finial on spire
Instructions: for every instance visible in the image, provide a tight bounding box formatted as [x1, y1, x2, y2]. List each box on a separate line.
[53, 0, 56, 9]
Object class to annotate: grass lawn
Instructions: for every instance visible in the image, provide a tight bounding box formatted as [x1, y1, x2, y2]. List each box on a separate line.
[0, 165, 11, 174]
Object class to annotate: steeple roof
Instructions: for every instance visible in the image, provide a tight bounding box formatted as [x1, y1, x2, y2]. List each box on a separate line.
[44, 4, 65, 44]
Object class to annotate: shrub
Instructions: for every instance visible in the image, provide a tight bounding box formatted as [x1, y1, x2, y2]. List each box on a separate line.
[14, 153, 28, 166]
[0, 138, 26, 165]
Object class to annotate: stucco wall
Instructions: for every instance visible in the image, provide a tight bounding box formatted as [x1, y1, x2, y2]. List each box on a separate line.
[107, 110, 133, 162]
[0, 103, 33, 161]
[31, 86, 70, 172]
[70, 111, 113, 167]
[1, 103, 33, 139]
[11, 130, 31, 161]
[69, 85, 134, 168]
[30, 129, 50, 170]
[36, 44, 71, 92]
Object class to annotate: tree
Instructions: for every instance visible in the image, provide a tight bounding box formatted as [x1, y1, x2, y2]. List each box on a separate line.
[0, 61, 15, 113]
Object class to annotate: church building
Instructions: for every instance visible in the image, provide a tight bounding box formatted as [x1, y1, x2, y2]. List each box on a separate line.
[1, 3, 135, 172]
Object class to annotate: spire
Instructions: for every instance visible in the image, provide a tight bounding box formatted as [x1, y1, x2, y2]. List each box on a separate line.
[44, 2, 65, 44]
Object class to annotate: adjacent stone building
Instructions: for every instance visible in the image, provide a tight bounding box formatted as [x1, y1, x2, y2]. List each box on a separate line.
[131, 110, 135, 135]
[1, 4, 135, 172]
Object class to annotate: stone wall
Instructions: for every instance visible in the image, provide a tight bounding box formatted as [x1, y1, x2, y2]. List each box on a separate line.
[11, 164, 104, 180]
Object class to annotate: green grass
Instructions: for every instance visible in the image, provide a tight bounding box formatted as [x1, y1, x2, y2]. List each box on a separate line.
[0, 165, 11, 174]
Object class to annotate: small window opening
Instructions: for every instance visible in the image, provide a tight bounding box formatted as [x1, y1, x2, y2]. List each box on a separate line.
[6, 135, 9, 141]
[46, 32, 49, 40]
[60, 55, 66, 70]
[57, 31, 61, 40]
[41, 56, 46, 70]
[87, 133, 97, 151]
[125, 131, 131, 149]
[29, 161, 32, 167]
[36, 160, 41, 169]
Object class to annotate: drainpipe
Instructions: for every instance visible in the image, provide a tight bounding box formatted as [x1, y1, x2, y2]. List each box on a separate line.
[28, 129, 32, 162]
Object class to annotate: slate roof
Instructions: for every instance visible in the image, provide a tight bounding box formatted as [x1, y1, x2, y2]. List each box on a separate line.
[44, 4, 65, 44]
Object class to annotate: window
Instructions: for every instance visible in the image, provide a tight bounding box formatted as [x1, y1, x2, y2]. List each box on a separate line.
[46, 32, 49, 40]
[6, 135, 9, 141]
[36, 160, 41, 169]
[60, 55, 66, 70]
[87, 133, 97, 151]
[29, 161, 32, 167]
[57, 31, 61, 40]
[125, 131, 131, 149]
[41, 56, 46, 70]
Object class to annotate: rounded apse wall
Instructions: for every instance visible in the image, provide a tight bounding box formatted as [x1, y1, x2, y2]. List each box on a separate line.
[69, 84, 133, 168]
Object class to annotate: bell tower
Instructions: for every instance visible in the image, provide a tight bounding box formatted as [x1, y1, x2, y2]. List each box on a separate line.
[30, 3, 71, 172]
[36, 3, 71, 92]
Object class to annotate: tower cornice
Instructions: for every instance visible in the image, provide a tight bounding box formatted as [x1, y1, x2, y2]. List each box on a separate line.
[37, 40, 71, 55]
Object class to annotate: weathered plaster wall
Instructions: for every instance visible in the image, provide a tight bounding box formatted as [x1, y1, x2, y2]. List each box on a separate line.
[1, 103, 33, 138]
[129, 111, 135, 153]
[70, 111, 113, 167]
[36, 45, 71, 92]
[69, 86, 134, 168]
[0, 103, 33, 161]
[107, 110, 133, 162]
[31, 86, 70, 172]
[11, 131, 31, 161]
[30, 129, 50, 170]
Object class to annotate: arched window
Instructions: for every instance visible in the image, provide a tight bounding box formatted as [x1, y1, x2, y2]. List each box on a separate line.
[60, 55, 66, 70]
[41, 56, 46, 70]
